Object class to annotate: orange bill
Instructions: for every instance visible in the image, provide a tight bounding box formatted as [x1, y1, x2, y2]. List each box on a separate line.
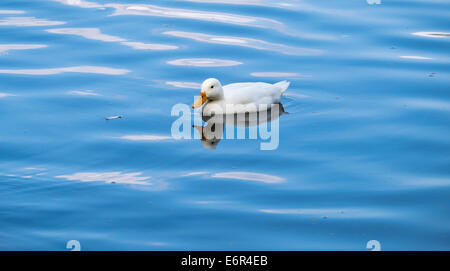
[192, 92, 207, 108]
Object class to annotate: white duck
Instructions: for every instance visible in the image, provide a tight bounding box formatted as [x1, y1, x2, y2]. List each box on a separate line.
[192, 78, 290, 114]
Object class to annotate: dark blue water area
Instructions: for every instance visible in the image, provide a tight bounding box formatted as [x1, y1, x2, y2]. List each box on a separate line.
[0, 0, 449, 250]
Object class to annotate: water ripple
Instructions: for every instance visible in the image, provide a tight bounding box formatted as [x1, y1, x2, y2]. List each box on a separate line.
[260, 208, 397, 219]
[121, 41, 177, 51]
[394, 98, 450, 112]
[0, 93, 15, 98]
[183, 0, 298, 9]
[0, 17, 65, 27]
[250, 72, 308, 78]
[47, 27, 125, 42]
[47, 28, 178, 50]
[164, 31, 322, 56]
[212, 172, 285, 184]
[49, 0, 103, 9]
[400, 55, 432, 60]
[105, 3, 283, 30]
[118, 135, 174, 141]
[167, 58, 242, 67]
[55, 172, 151, 185]
[0, 44, 47, 52]
[0, 66, 130, 75]
[166, 81, 201, 89]
[412, 31, 450, 38]
[0, 10, 25, 14]
[68, 90, 101, 96]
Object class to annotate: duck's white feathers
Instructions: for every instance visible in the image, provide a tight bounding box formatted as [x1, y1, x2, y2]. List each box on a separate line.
[202, 80, 290, 114]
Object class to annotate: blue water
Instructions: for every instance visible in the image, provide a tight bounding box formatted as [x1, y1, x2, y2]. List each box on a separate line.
[0, 0, 449, 251]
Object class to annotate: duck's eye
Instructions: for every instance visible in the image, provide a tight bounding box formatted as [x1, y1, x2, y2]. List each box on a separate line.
[211, 85, 214, 88]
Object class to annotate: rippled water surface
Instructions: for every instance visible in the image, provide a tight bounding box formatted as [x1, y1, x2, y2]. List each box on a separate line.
[0, 0, 449, 250]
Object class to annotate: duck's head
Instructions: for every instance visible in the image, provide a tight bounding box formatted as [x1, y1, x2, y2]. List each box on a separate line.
[192, 78, 223, 108]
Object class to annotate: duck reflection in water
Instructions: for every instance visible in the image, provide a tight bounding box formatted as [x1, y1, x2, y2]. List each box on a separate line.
[190, 78, 290, 150]
[193, 103, 287, 150]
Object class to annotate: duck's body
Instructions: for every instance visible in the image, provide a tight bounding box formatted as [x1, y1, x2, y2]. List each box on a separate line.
[192, 78, 290, 115]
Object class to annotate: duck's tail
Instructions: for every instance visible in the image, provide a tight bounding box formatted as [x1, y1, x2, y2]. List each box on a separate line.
[274, 80, 290, 94]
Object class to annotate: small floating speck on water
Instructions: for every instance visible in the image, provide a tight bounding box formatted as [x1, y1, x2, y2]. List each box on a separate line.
[105, 115, 123, 120]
